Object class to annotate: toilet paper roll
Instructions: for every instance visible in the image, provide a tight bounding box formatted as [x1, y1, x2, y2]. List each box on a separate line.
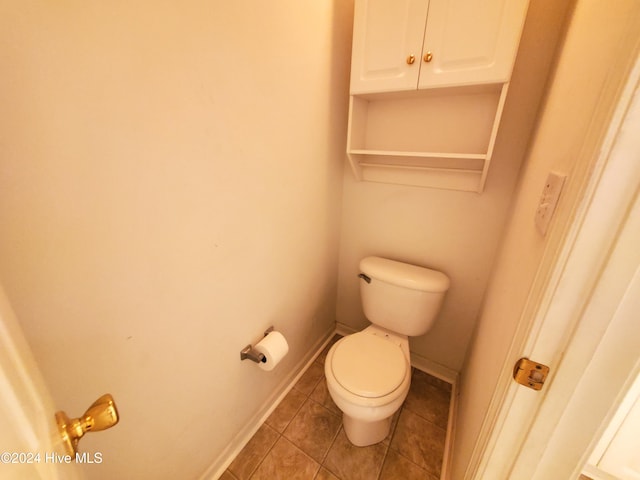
[254, 331, 289, 371]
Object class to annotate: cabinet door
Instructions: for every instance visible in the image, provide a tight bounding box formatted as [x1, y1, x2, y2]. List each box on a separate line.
[418, 0, 529, 89]
[350, 0, 430, 94]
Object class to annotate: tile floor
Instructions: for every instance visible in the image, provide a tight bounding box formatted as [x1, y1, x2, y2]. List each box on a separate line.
[221, 335, 452, 480]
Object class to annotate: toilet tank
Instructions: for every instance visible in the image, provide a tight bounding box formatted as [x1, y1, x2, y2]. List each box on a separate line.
[359, 257, 450, 337]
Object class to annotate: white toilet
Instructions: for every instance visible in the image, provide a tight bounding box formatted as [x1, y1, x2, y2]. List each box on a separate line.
[325, 256, 450, 447]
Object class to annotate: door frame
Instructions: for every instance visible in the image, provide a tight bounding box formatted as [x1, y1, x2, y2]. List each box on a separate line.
[472, 50, 640, 479]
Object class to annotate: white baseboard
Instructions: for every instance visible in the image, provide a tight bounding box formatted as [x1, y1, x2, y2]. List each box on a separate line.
[410, 352, 459, 386]
[335, 322, 358, 336]
[199, 325, 337, 480]
[204, 322, 460, 480]
[441, 377, 459, 480]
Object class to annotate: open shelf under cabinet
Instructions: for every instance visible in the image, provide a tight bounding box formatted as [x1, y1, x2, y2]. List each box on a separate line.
[346, 83, 509, 193]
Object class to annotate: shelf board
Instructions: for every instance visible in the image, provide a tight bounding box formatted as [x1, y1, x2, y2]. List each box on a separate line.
[348, 150, 486, 192]
[357, 161, 481, 174]
[346, 82, 510, 193]
[349, 150, 486, 174]
[349, 149, 486, 160]
[359, 162, 483, 192]
[355, 82, 504, 101]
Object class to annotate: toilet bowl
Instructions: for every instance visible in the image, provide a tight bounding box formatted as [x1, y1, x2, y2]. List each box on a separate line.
[324, 326, 411, 446]
[324, 256, 450, 446]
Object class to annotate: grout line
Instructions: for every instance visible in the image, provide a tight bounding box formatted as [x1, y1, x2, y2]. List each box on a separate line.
[320, 427, 344, 480]
[384, 396, 448, 480]
[276, 390, 307, 435]
[279, 361, 342, 476]
[319, 423, 343, 468]
[375, 426, 394, 480]
[281, 435, 323, 475]
[246, 431, 280, 480]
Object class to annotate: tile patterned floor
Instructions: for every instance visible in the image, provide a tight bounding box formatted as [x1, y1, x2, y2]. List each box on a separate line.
[222, 335, 452, 480]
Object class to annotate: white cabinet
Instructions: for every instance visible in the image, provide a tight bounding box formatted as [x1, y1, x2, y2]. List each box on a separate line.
[419, 0, 530, 89]
[347, 0, 529, 192]
[350, 0, 529, 94]
[350, 0, 429, 94]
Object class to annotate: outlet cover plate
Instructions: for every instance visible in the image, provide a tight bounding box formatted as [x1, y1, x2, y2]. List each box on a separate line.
[535, 172, 566, 235]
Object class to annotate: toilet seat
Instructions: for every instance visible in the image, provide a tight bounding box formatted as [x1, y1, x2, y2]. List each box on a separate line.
[331, 332, 407, 398]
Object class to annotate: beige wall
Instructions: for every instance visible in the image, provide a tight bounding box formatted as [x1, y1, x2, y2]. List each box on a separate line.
[5, 1, 635, 478]
[0, 2, 352, 479]
[335, 0, 571, 372]
[452, 1, 640, 478]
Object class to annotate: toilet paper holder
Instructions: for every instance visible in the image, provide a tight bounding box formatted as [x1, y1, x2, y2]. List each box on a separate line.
[240, 326, 274, 364]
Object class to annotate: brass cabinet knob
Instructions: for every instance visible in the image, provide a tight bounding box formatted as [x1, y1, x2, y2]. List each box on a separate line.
[406, 54, 416, 65]
[423, 52, 433, 63]
[55, 393, 120, 456]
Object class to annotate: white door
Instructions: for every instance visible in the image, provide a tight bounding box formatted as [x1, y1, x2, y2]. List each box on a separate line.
[472, 51, 640, 480]
[349, 0, 429, 94]
[418, 0, 529, 89]
[0, 284, 84, 480]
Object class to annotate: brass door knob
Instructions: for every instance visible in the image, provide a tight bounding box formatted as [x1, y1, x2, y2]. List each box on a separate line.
[423, 52, 433, 63]
[406, 54, 416, 65]
[55, 393, 119, 455]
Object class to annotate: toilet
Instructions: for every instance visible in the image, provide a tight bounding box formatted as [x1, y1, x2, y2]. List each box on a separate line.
[324, 256, 450, 447]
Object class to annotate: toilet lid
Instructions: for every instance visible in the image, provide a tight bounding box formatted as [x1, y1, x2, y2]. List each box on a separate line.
[331, 333, 407, 398]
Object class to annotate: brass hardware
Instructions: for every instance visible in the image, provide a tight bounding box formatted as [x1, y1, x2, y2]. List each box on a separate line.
[513, 358, 550, 391]
[55, 394, 119, 456]
[406, 54, 416, 65]
[423, 52, 433, 63]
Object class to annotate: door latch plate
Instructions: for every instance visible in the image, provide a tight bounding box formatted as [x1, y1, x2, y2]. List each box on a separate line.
[513, 358, 550, 391]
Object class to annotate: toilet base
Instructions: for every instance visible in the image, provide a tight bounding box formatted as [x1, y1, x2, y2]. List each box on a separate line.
[342, 413, 392, 447]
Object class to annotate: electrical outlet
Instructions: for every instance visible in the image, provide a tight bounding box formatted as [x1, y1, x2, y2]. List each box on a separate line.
[535, 171, 566, 235]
